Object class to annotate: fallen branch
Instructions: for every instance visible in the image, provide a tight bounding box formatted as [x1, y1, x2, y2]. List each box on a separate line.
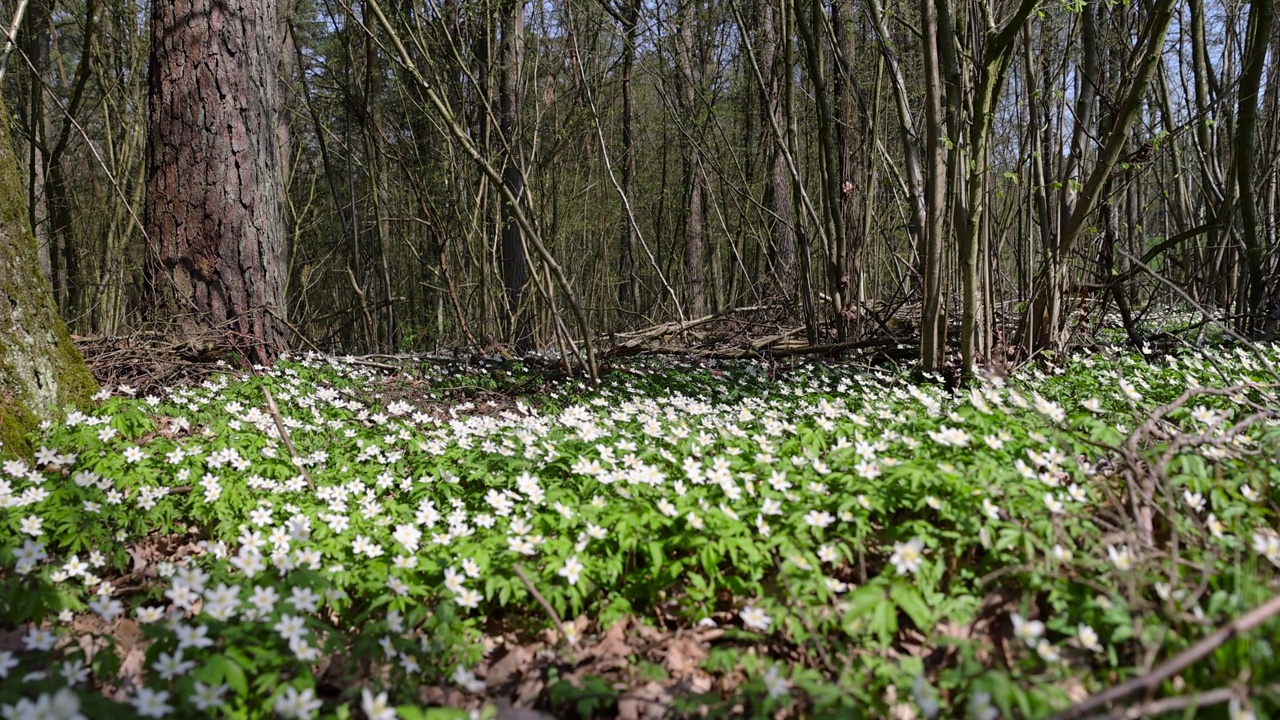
[767, 336, 907, 357]
[1051, 593, 1280, 720]
[613, 305, 780, 342]
[511, 563, 573, 654]
[262, 387, 315, 490]
[344, 358, 401, 371]
[608, 335, 911, 360]
[1096, 685, 1232, 720]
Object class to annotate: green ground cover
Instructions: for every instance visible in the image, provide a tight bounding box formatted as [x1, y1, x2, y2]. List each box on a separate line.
[1, 345, 1279, 719]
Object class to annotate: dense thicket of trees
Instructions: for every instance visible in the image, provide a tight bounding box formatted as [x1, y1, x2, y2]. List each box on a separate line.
[3, 0, 1278, 373]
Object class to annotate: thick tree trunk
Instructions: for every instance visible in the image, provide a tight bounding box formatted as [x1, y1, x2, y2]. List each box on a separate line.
[361, 7, 399, 349]
[1263, 20, 1280, 336]
[832, 0, 862, 330]
[145, 0, 288, 364]
[951, 0, 1038, 375]
[0, 98, 96, 458]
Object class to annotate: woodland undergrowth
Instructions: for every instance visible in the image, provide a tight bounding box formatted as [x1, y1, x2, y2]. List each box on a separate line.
[1, 344, 1279, 719]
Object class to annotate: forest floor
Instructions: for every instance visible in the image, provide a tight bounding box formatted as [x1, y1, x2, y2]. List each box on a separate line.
[2, 343, 1280, 719]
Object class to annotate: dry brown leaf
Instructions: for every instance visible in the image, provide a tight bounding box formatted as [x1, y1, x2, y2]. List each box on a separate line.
[593, 617, 633, 658]
[661, 632, 708, 679]
[617, 681, 671, 720]
[573, 617, 634, 675]
[631, 620, 664, 644]
[487, 644, 536, 688]
[418, 685, 473, 708]
[514, 676, 545, 708]
[1062, 677, 1089, 703]
[0, 628, 25, 653]
[106, 644, 147, 701]
[494, 697, 556, 720]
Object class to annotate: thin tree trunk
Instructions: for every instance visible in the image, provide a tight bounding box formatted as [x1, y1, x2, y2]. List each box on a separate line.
[760, 0, 796, 293]
[1021, 0, 1176, 352]
[500, 0, 532, 349]
[867, 0, 926, 298]
[781, 0, 817, 344]
[617, 0, 640, 312]
[794, 0, 849, 339]
[919, 0, 947, 371]
[1235, 0, 1273, 334]
[676, 1, 706, 317]
[22, 0, 52, 286]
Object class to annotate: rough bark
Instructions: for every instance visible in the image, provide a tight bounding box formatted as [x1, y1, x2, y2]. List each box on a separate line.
[832, 0, 862, 328]
[0, 98, 96, 458]
[361, 6, 399, 349]
[145, 0, 288, 364]
[1263, 17, 1280, 336]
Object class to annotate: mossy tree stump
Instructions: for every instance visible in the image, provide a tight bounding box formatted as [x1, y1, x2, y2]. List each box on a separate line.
[0, 100, 96, 458]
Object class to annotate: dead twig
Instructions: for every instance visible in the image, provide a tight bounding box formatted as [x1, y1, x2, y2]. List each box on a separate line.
[511, 563, 573, 655]
[1051, 593, 1280, 720]
[612, 305, 781, 343]
[1092, 683, 1280, 720]
[1100, 687, 1237, 720]
[344, 358, 401, 371]
[261, 387, 315, 490]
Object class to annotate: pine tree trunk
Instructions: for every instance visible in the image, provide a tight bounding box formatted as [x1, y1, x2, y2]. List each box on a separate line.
[145, 0, 288, 364]
[0, 98, 96, 458]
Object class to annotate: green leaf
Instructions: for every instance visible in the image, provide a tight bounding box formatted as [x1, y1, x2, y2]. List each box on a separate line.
[844, 583, 884, 618]
[400, 708, 469, 720]
[200, 654, 248, 697]
[648, 540, 664, 573]
[890, 583, 932, 630]
[870, 599, 898, 645]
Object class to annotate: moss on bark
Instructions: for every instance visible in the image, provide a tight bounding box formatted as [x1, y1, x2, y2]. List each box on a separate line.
[0, 98, 96, 458]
